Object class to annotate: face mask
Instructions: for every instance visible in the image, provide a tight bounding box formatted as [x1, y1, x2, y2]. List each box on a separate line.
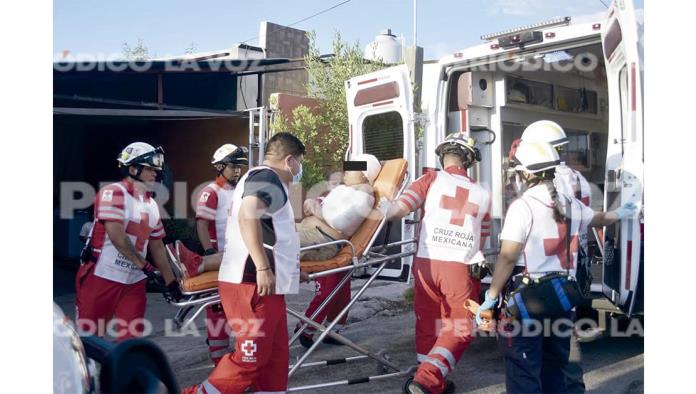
[288, 156, 303, 184]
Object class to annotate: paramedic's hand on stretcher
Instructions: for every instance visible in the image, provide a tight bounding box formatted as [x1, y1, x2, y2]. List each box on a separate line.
[377, 197, 393, 218]
[476, 290, 499, 325]
[163, 280, 183, 302]
[257, 268, 275, 296]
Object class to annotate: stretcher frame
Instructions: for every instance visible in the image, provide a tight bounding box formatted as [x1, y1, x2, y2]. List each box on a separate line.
[165, 163, 419, 391]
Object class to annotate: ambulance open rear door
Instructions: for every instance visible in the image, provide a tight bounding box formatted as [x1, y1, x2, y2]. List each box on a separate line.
[600, 0, 644, 315]
[345, 64, 416, 280]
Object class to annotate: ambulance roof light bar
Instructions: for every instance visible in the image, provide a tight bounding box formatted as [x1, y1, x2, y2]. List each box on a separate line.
[481, 16, 572, 41]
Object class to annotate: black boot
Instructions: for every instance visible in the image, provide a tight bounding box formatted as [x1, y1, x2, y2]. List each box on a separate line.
[403, 377, 430, 394]
[443, 380, 456, 394]
[299, 333, 314, 349]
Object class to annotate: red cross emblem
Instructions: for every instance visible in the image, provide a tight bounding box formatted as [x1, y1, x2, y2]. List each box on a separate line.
[439, 187, 479, 226]
[543, 221, 579, 270]
[125, 212, 152, 253]
[241, 340, 257, 357]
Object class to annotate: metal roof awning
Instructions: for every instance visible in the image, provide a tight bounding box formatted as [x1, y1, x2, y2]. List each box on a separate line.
[53, 94, 249, 119]
[53, 107, 247, 118]
[53, 57, 299, 75]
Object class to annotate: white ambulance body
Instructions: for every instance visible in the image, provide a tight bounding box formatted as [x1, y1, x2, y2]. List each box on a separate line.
[345, 0, 643, 315]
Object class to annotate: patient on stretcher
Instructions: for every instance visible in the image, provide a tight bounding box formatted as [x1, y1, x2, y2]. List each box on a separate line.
[168, 154, 381, 279]
[298, 154, 380, 260]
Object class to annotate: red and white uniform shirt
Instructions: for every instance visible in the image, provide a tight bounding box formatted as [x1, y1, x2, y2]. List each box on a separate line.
[554, 164, 592, 249]
[89, 181, 165, 284]
[399, 167, 492, 265]
[500, 184, 594, 277]
[196, 180, 235, 252]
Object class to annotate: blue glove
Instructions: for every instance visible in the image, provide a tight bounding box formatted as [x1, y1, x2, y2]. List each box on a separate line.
[476, 290, 499, 325]
[614, 202, 638, 220]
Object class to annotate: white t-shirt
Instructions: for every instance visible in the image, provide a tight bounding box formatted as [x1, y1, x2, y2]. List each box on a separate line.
[500, 185, 594, 276]
[321, 185, 375, 236]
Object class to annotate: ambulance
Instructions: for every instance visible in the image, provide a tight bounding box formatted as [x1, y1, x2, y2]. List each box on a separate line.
[344, 0, 643, 316]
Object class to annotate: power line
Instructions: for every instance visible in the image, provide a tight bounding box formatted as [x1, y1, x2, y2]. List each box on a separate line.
[599, 0, 609, 9]
[239, 0, 353, 45]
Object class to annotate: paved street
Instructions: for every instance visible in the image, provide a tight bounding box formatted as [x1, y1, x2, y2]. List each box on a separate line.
[55, 266, 643, 393]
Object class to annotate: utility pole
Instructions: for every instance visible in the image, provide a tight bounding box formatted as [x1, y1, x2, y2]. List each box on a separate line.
[413, 0, 417, 47]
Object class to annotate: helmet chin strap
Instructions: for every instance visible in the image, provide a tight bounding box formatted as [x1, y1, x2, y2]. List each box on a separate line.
[217, 169, 239, 186]
[129, 165, 146, 183]
[129, 165, 162, 184]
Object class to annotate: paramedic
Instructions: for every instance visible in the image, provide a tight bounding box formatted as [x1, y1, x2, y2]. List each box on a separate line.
[477, 140, 636, 393]
[193, 143, 248, 365]
[75, 142, 180, 341]
[183, 132, 305, 394]
[383, 133, 492, 394]
[519, 120, 592, 392]
[296, 153, 381, 348]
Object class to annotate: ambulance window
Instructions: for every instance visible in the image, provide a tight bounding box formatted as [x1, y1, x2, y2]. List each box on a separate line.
[362, 111, 404, 160]
[563, 130, 591, 170]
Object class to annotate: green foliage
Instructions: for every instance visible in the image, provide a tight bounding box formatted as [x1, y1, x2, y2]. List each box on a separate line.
[270, 106, 327, 189]
[270, 31, 389, 188]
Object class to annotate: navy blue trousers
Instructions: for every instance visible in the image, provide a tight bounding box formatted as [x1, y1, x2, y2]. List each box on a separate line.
[496, 316, 573, 394]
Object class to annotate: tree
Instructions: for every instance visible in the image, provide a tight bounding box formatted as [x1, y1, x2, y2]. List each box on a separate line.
[270, 32, 390, 188]
[121, 38, 150, 61]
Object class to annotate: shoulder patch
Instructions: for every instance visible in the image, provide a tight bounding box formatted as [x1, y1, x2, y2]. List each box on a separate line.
[101, 189, 114, 202]
[199, 191, 211, 203]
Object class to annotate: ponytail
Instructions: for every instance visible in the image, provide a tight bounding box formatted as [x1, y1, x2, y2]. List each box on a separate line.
[524, 169, 566, 223]
[544, 178, 566, 223]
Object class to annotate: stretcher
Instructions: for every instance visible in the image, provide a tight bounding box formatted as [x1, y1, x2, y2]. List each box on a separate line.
[165, 158, 419, 391]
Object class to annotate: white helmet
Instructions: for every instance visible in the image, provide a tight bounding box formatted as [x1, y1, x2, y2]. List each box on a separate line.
[435, 133, 481, 164]
[511, 140, 560, 173]
[117, 142, 164, 170]
[352, 153, 381, 184]
[521, 120, 568, 148]
[211, 144, 248, 166]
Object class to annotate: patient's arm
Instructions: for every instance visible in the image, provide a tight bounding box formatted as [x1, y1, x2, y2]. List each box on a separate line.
[303, 198, 323, 219]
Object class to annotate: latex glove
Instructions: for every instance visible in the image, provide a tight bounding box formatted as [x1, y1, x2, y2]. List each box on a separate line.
[377, 197, 393, 218]
[163, 281, 184, 303]
[141, 262, 159, 281]
[476, 290, 499, 325]
[614, 202, 638, 220]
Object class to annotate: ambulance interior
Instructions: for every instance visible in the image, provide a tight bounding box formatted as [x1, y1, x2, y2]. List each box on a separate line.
[447, 42, 609, 283]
